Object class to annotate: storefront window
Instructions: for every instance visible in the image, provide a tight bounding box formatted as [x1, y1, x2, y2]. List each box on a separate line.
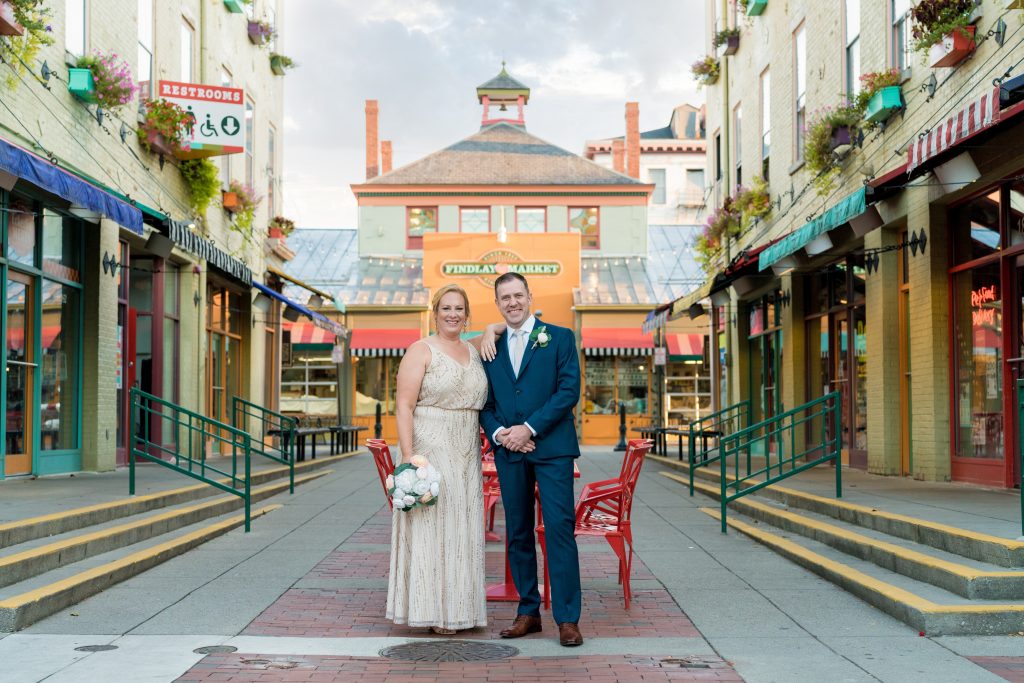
[584, 356, 650, 415]
[42, 212, 81, 282]
[515, 207, 545, 233]
[7, 198, 36, 267]
[666, 361, 712, 423]
[569, 207, 599, 249]
[952, 263, 1003, 459]
[460, 208, 489, 233]
[407, 207, 437, 249]
[952, 192, 1001, 264]
[1009, 181, 1024, 248]
[162, 265, 179, 404]
[618, 357, 649, 414]
[353, 356, 398, 416]
[584, 356, 616, 414]
[41, 283, 79, 451]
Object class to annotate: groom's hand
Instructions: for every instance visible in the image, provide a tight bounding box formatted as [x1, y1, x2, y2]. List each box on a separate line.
[502, 425, 533, 452]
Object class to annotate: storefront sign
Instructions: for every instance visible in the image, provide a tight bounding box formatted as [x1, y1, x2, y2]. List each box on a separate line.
[158, 80, 245, 158]
[971, 284, 998, 327]
[441, 249, 561, 286]
[331, 345, 346, 363]
[654, 347, 667, 366]
[167, 220, 252, 285]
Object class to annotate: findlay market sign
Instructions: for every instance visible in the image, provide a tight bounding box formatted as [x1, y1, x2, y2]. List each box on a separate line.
[441, 250, 561, 286]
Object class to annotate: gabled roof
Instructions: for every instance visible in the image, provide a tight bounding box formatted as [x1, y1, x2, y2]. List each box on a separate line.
[363, 123, 645, 186]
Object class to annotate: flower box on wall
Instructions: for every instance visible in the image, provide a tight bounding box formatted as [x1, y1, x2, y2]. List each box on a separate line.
[865, 86, 903, 123]
[222, 190, 240, 213]
[223, 0, 246, 13]
[270, 55, 287, 75]
[746, 0, 768, 16]
[67, 68, 98, 104]
[0, 1, 24, 35]
[829, 126, 852, 152]
[929, 25, 976, 68]
[722, 35, 739, 56]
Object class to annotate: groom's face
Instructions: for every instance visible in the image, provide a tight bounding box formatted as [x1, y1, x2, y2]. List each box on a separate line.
[495, 279, 532, 328]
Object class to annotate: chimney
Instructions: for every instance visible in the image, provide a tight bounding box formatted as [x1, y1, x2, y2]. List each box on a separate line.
[611, 139, 625, 173]
[365, 99, 379, 180]
[625, 101, 640, 179]
[381, 140, 392, 175]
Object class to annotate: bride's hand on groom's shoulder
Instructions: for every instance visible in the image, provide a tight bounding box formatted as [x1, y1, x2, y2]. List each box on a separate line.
[479, 322, 506, 362]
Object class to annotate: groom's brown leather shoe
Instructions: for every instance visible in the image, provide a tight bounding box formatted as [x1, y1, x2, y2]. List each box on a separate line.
[558, 622, 583, 646]
[499, 614, 542, 638]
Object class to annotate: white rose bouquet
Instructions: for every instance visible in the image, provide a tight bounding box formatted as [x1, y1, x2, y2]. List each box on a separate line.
[387, 454, 441, 512]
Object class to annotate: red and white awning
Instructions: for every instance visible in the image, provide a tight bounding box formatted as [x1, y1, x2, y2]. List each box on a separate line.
[666, 333, 704, 359]
[907, 86, 998, 173]
[285, 321, 337, 345]
[350, 328, 421, 357]
[581, 328, 654, 356]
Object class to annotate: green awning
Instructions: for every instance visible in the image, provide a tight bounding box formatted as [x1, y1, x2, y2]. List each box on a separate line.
[758, 187, 867, 271]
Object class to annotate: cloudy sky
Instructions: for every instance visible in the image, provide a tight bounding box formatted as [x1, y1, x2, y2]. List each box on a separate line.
[280, 0, 706, 228]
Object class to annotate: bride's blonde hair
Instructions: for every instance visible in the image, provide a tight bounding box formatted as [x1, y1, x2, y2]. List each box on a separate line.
[431, 284, 471, 329]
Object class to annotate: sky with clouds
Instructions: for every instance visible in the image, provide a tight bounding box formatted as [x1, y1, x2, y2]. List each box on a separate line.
[281, 0, 706, 228]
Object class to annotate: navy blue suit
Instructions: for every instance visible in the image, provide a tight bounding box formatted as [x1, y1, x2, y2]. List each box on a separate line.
[480, 321, 581, 624]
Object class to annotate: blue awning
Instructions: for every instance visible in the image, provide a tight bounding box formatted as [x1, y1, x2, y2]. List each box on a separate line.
[758, 187, 867, 271]
[0, 137, 143, 234]
[253, 282, 345, 337]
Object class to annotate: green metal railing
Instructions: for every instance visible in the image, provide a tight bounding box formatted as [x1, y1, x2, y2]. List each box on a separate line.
[129, 387, 252, 532]
[717, 391, 842, 533]
[232, 396, 297, 494]
[688, 400, 751, 495]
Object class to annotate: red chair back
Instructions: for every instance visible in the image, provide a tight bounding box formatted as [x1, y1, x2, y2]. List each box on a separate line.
[617, 439, 652, 528]
[366, 439, 395, 508]
[480, 427, 494, 461]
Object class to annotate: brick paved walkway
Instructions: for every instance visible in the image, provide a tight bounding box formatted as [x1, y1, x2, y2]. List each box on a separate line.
[176, 500, 740, 682]
[969, 657, 1024, 683]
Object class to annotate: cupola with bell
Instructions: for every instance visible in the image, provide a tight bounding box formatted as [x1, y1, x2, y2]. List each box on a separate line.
[476, 62, 530, 128]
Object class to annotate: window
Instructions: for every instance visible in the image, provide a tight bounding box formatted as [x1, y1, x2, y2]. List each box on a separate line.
[180, 19, 194, 82]
[649, 169, 666, 204]
[892, 0, 911, 71]
[406, 207, 437, 248]
[245, 98, 254, 186]
[569, 207, 600, 249]
[584, 356, 651, 415]
[266, 5, 277, 52]
[845, 0, 861, 98]
[267, 125, 276, 216]
[163, 264, 180, 405]
[283, 349, 342, 406]
[66, 0, 86, 57]
[761, 69, 771, 180]
[460, 208, 489, 233]
[733, 104, 742, 189]
[685, 169, 705, 205]
[137, 0, 153, 100]
[220, 69, 232, 186]
[515, 207, 545, 233]
[794, 25, 807, 162]
[714, 133, 722, 181]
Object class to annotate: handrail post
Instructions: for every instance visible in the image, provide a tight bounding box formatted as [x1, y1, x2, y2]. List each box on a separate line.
[833, 393, 843, 498]
[719, 439, 728, 534]
[288, 417, 295, 494]
[244, 436, 251, 532]
[129, 388, 136, 496]
[687, 424, 696, 496]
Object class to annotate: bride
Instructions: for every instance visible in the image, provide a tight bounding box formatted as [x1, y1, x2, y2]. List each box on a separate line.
[386, 283, 525, 634]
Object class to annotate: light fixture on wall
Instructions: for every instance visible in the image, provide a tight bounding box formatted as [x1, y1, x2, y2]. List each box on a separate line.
[307, 294, 324, 308]
[283, 307, 302, 322]
[144, 232, 174, 259]
[252, 292, 272, 313]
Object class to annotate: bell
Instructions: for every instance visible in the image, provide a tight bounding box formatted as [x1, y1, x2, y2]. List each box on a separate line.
[499, 103, 508, 111]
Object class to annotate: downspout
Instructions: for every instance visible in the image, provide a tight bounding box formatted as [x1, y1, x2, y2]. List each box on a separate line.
[720, 0, 731, 263]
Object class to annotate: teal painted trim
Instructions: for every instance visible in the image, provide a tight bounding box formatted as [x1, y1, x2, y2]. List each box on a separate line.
[746, 0, 767, 15]
[223, 0, 246, 12]
[37, 450, 82, 475]
[865, 86, 903, 123]
[669, 354, 701, 361]
[355, 191, 650, 198]
[67, 68, 98, 104]
[758, 187, 867, 270]
[293, 343, 332, 351]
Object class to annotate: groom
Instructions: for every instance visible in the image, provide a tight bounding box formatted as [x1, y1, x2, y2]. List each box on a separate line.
[480, 272, 583, 647]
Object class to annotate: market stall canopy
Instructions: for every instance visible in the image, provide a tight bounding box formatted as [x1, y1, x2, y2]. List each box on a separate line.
[581, 327, 654, 356]
[350, 328, 421, 357]
[284, 321, 338, 345]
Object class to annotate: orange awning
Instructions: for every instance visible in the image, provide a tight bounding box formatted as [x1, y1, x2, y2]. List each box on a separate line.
[667, 333, 704, 359]
[580, 328, 653, 356]
[285, 321, 337, 345]
[350, 328, 421, 357]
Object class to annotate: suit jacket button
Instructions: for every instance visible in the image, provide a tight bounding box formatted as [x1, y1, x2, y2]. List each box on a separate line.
[516, 390, 521, 395]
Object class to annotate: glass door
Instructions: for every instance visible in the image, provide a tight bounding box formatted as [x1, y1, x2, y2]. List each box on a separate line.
[5, 272, 35, 476]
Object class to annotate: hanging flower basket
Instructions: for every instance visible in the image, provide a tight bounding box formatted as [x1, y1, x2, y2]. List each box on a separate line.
[222, 190, 240, 213]
[247, 19, 274, 46]
[0, 1, 25, 36]
[145, 131, 176, 157]
[269, 53, 295, 75]
[928, 25, 976, 67]
[865, 85, 903, 123]
[829, 125, 852, 151]
[223, 0, 247, 13]
[745, 0, 768, 16]
[136, 98, 191, 158]
[713, 28, 741, 56]
[66, 67, 98, 103]
[691, 56, 720, 87]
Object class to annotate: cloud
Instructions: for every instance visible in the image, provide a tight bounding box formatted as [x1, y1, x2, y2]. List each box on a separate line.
[516, 43, 643, 99]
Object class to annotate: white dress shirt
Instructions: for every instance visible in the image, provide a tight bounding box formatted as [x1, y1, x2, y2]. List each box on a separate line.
[493, 315, 538, 446]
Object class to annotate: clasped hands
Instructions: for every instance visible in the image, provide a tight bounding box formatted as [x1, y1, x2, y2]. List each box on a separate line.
[497, 424, 535, 453]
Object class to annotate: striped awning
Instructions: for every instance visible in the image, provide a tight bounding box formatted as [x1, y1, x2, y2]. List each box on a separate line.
[908, 86, 998, 173]
[666, 333, 704, 360]
[285, 321, 337, 345]
[581, 328, 654, 356]
[351, 328, 421, 357]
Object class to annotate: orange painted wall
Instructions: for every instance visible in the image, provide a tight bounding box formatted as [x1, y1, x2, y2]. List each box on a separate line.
[422, 233, 581, 331]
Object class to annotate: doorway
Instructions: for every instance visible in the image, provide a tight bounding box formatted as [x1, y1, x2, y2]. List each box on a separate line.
[5, 272, 35, 476]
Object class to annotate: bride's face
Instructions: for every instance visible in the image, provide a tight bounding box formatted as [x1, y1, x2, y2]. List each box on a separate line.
[434, 291, 468, 337]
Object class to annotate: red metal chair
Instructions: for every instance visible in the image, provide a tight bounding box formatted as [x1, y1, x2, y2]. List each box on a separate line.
[480, 428, 502, 540]
[366, 439, 395, 508]
[537, 438, 653, 609]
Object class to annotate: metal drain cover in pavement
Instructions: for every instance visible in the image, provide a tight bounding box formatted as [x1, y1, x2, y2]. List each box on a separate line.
[380, 640, 519, 662]
[74, 645, 118, 652]
[193, 646, 238, 655]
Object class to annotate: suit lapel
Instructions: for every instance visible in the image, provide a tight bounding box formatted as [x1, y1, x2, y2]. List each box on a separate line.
[498, 332, 516, 383]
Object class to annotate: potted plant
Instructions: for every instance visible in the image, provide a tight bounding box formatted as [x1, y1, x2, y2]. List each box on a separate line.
[856, 68, 903, 125]
[226, 180, 261, 235]
[137, 98, 191, 157]
[223, 0, 250, 13]
[0, 1, 53, 89]
[735, 176, 772, 230]
[804, 103, 862, 192]
[268, 216, 295, 238]
[269, 53, 295, 75]
[910, 0, 978, 67]
[691, 56, 720, 87]
[740, 0, 768, 16]
[70, 51, 137, 110]
[695, 198, 741, 269]
[713, 27, 741, 56]
[247, 19, 274, 46]
[180, 158, 219, 215]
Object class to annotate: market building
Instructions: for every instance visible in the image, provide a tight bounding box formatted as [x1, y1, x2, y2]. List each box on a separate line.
[664, 0, 1024, 488]
[0, 0, 325, 479]
[280, 68, 709, 445]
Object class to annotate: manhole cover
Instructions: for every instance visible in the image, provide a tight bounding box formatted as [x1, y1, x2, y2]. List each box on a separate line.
[380, 640, 519, 662]
[193, 645, 238, 655]
[74, 645, 118, 652]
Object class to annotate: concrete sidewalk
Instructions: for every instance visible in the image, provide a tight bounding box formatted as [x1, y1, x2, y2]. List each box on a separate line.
[0, 447, 1020, 682]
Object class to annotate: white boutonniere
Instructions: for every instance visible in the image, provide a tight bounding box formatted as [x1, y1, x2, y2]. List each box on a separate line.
[530, 325, 550, 350]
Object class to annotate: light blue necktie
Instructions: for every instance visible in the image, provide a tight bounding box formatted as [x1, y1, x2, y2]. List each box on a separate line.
[511, 329, 524, 377]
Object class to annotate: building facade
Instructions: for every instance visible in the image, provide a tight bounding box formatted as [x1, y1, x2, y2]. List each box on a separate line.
[0, 0, 300, 478]
[674, 0, 1024, 488]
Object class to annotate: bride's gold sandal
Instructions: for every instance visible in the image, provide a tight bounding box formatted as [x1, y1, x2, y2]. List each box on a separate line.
[430, 626, 457, 635]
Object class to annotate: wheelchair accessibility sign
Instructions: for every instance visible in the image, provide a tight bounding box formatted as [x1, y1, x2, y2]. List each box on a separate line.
[158, 81, 245, 159]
